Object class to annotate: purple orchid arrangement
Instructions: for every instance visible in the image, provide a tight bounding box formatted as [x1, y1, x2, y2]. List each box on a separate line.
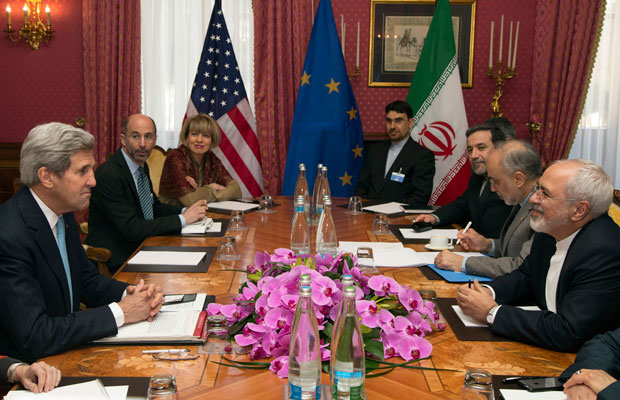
[207, 248, 443, 378]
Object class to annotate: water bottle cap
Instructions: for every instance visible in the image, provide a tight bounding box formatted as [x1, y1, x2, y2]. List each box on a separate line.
[299, 163, 305, 170]
[299, 274, 311, 284]
[317, 164, 323, 169]
[299, 286, 312, 296]
[322, 166, 327, 172]
[344, 286, 356, 297]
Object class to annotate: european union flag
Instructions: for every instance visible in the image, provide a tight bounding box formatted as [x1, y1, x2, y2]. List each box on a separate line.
[282, 0, 364, 197]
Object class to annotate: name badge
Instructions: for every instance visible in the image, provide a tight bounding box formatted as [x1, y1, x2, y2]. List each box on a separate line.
[390, 171, 405, 183]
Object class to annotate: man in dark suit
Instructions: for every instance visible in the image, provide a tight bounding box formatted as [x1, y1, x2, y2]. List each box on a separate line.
[457, 159, 620, 352]
[354, 100, 435, 207]
[86, 114, 207, 272]
[0, 122, 164, 363]
[435, 140, 541, 278]
[561, 328, 620, 399]
[1, 356, 60, 393]
[415, 122, 513, 238]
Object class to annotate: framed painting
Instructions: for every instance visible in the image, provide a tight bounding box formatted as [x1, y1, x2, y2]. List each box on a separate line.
[369, 0, 475, 87]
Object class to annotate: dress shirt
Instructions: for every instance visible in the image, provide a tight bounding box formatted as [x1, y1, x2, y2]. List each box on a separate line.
[545, 230, 579, 313]
[384, 136, 409, 178]
[121, 149, 187, 227]
[29, 188, 126, 327]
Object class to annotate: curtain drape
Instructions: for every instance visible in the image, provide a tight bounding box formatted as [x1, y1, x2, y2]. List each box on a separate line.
[569, 0, 620, 187]
[140, 0, 254, 151]
[83, 0, 142, 164]
[254, 2, 313, 195]
[528, 0, 604, 166]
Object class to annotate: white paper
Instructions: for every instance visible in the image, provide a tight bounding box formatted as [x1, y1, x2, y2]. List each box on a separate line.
[373, 248, 426, 267]
[93, 310, 200, 343]
[209, 201, 259, 211]
[414, 252, 484, 266]
[338, 241, 404, 253]
[499, 389, 566, 400]
[452, 305, 542, 328]
[181, 218, 221, 234]
[362, 201, 406, 214]
[399, 228, 459, 240]
[401, 208, 433, 214]
[128, 251, 206, 266]
[5, 381, 128, 400]
[161, 293, 207, 312]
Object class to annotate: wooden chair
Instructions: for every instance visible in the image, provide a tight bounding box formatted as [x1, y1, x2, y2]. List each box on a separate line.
[146, 145, 167, 196]
[610, 189, 620, 227]
[79, 222, 112, 278]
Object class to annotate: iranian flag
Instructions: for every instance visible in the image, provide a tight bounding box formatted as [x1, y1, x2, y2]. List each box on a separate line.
[407, 0, 469, 206]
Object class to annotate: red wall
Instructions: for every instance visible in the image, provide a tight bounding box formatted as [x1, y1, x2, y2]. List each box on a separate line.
[0, 0, 84, 143]
[332, 0, 536, 140]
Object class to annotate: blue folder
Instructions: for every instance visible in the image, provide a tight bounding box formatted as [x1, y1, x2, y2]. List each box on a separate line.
[427, 264, 492, 283]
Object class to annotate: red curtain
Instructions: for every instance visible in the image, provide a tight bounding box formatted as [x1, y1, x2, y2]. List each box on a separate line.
[254, 1, 313, 195]
[82, 0, 142, 164]
[529, 0, 604, 165]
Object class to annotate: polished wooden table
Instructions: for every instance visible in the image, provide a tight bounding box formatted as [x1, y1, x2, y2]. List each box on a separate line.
[42, 196, 575, 399]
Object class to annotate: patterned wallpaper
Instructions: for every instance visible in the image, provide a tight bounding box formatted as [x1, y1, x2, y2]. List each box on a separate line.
[332, 0, 537, 140]
[0, 0, 85, 143]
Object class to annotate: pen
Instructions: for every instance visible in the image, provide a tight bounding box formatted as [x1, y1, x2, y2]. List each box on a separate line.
[142, 349, 190, 354]
[468, 278, 471, 289]
[456, 221, 472, 245]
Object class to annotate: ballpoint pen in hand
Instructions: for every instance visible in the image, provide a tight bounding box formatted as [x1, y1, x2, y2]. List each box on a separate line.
[142, 349, 190, 354]
[456, 221, 472, 245]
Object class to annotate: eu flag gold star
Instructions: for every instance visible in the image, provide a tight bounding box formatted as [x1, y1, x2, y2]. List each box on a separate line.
[300, 71, 311, 86]
[352, 144, 363, 158]
[346, 106, 358, 120]
[325, 78, 340, 94]
[339, 171, 353, 186]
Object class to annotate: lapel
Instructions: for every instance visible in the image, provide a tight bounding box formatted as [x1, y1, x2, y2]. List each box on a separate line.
[500, 202, 533, 254]
[374, 141, 391, 193]
[18, 187, 73, 312]
[468, 174, 485, 223]
[381, 138, 412, 186]
[114, 149, 142, 213]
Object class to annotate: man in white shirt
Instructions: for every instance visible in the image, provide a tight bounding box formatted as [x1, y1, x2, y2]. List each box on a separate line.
[0, 122, 164, 362]
[457, 159, 620, 351]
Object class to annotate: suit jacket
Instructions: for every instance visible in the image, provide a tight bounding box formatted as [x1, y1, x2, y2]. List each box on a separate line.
[0, 188, 128, 363]
[433, 173, 511, 238]
[488, 214, 620, 352]
[561, 328, 620, 400]
[354, 138, 435, 207]
[465, 202, 535, 278]
[0, 355, 20, 385]
[86, 149, 183, 272]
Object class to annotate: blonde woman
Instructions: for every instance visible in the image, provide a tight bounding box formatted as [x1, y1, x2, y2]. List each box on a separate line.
[159, 114, 241, 205]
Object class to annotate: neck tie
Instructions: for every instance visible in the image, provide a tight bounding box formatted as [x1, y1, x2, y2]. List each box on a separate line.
[504, 204, 521, 229]
[137, 166, 154, 220]
[56, 216, 74, 308]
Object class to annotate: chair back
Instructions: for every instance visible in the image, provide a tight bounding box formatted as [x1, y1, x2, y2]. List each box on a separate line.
[609, 189, 620, 228]
[146, 145, 167, 196]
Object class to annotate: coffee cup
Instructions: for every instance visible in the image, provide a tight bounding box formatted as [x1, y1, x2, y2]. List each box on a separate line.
[429, 235, 452, 249]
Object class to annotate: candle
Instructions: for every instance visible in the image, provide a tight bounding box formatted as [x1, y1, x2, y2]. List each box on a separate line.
[489, 21, 494, 69]
[507, 21, 513, 69]
[341, 14, 344, 56]
[356, 21, 360, 67]
[6, 5, 11, 27]
[512, 21, 520, 69]
[45, 5, 50, 25]
[343, 22, 346, 57]
[311, 0, 314, 24]
[23, 3, 27, 25]
[498, 15, 504, 62]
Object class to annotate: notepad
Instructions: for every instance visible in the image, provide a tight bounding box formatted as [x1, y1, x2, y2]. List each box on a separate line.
[208, 201, 259, 211]
[499, 389, 566, 400]
[181, 218, 222, 234]
[362, 201, 406, 214]
[399, 228, 459, 240]
[128, 251, 206, 266]
[5, 380, 128, 400]
[452, 305, 542, 328]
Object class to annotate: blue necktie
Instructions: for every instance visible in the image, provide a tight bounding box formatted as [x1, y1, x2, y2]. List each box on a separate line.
[137, 166, 154, 220]
[56, 216, 74, 308]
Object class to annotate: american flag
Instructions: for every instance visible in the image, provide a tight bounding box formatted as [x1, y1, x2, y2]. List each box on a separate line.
[184, 0, 264, 197]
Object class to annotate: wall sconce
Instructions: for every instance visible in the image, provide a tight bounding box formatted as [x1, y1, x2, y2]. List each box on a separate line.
[4, 0, 53, 50]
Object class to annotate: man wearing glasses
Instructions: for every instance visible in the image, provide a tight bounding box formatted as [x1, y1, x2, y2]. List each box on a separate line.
[457, 159, 620, 352]
[86, 114, 207, 273]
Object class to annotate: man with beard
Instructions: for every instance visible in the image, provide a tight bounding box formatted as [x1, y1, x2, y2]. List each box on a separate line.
[434, 140, 541, 278]
[414, 123, 512, 238]
[354, 100, 435, 207]
[457, 159, 620, 352]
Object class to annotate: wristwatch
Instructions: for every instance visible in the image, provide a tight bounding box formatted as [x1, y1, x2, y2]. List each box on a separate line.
[7, 362, 27, 383]
[486, 305, 500, 326]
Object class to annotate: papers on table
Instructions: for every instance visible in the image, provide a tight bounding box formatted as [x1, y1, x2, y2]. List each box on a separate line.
[128, 251, 206, 266]
[499, 389, 566, 400]
[181, 218, 222, 234]
[208, 200, 259, 212]
[338, 242, 431, 268]
[5, 380, 129, 400]
[399, 228, 459, 240]
[452, 305, 542, 328]
[362, 201, 406, 214]
[400, 208, 433, 214]
[161, 293, 207, 312]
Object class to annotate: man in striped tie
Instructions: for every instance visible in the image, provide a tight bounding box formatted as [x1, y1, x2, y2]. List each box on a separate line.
[86, 114, 207, 273]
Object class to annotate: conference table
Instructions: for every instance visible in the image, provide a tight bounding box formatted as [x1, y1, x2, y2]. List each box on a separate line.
[40, 196, 575, 399]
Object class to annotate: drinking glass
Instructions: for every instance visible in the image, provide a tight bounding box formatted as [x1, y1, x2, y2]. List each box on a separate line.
[371, 213, 390, 235]
[460, 369, 494, 400]
[147, 374, 178, 400]
[228, 210, 247, 231]
[345, 196, 363, 215]
[258, 194, 275, 213]
[216, 236, 241, 261]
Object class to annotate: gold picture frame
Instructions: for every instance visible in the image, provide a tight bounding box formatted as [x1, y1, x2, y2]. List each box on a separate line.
[369, 0, 476, 88]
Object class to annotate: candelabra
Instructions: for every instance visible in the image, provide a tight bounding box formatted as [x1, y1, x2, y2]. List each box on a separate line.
[487, 61, 515, 117]
[4, 0, 53, 51]
[348, 66, 360, 78]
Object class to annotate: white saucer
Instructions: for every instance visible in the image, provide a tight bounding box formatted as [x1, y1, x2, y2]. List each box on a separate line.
[425, 244, 454, 251]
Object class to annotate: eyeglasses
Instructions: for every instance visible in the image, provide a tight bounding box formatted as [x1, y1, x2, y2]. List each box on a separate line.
[532, 183, 579, 203]
[127, 133, 156, 142]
